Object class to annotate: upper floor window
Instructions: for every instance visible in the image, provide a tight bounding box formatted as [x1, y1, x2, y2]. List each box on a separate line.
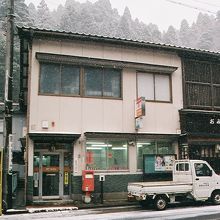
[184, 60, 220, 110]
[39, 63, 121, 99]
[85, 67, 121, 98]
[40, 63, 80, 96]
[137, 72, 171, 102]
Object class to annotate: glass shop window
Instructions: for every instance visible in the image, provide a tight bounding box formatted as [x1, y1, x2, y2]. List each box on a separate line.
[86, 140, 128, 171]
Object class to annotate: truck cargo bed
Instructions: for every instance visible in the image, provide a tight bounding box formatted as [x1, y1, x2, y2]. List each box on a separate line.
[128, 181, 193, 195]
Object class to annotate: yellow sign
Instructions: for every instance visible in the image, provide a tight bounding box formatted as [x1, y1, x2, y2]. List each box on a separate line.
[64, 172, 69, 185]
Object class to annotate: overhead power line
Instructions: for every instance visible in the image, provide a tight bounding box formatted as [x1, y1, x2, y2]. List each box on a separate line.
[191, 0, 220, 8]
[165, 0, 217, 14]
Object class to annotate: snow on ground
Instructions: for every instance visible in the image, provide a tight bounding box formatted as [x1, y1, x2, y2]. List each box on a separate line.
[1, 204, 220, 220]
[27, 206, 78, 213]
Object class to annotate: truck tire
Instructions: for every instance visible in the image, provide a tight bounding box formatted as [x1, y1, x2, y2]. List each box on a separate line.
[154, 196, 167, 211]
[212, 191, 220, 205]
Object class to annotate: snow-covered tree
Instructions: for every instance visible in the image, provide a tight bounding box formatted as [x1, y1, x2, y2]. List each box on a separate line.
[36, 0, 55, 29]
[179, 19, 190, 47]
[28, 2, 38, 26]
[116, 6, 133, 39]
[163, 25, 179, 45]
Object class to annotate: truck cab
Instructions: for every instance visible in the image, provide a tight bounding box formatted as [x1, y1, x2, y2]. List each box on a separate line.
[176, 160, 220, 201]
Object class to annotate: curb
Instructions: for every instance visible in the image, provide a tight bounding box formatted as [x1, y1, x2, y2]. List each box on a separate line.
[4, 201, 139, 214]
[5, 209, 29, 215]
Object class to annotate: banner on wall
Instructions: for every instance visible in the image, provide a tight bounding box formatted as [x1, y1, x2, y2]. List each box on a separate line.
[155, 155, 175, 171]
[143, 154, 176, 174]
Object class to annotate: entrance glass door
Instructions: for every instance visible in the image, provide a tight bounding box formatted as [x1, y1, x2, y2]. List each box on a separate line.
[33, 150, 71, 200]
[42, 154, 60, 197]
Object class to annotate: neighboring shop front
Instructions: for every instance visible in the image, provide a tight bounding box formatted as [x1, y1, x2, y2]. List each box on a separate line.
[179, 110, 220, 173]
[179, 55, 220, 173]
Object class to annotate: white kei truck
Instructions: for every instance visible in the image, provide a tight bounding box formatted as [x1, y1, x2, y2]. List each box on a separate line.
[128, 160, 220, 211]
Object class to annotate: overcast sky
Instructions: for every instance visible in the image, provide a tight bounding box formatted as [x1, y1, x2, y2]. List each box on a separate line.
[24, 0, 220, 31]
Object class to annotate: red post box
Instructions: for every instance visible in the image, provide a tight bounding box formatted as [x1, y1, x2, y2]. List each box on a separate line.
[82, 170, 94, 192]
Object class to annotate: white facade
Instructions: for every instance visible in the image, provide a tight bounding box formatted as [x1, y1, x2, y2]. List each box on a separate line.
[27, 39, 182, 176]
[29, 40, 182, 135]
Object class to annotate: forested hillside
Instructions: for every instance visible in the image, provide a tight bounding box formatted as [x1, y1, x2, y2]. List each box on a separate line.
[0, 0, 220, 102]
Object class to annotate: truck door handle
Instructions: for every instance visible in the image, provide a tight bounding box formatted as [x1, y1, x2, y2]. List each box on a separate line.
[196, 178, 199, 181]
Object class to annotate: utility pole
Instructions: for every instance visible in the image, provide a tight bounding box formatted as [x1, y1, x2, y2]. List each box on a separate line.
[3, 0, 14, 211]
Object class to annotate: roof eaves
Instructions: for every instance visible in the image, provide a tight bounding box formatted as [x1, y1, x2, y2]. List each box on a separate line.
[17, 26, 220, 58]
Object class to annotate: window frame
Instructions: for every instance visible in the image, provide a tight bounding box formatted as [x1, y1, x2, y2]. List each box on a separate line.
[183, 59, 220, 110]
[136, 139, 175, 170]
[39, 62, 81, 97]
[84, 67, 122, 99]
[85, 139, 129, 172]
[176, 163, 189, 172]
[38, 62, 122, 100]
[137, 72, 173, 103]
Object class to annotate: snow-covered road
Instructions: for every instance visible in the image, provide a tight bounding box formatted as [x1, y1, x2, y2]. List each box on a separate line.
[1, 204, 220, 220]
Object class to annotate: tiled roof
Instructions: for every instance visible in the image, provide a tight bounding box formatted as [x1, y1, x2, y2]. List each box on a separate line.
[17, 26, 220, 58]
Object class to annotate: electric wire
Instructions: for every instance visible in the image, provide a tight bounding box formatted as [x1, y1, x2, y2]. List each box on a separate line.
[165, 0, 217, 14]
[191, 0, 220, 8]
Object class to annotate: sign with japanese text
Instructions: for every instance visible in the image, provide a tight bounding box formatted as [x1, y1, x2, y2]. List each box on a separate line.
[180, 111, 220, 134]
[135, 97, 145, 118]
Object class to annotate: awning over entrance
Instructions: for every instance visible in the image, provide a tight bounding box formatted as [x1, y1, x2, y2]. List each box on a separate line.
[84, 132, 179, 140]
[29, 133, 81, 143]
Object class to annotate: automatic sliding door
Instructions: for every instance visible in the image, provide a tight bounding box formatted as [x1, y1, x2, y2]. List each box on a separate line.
[42, 154, 60, 197]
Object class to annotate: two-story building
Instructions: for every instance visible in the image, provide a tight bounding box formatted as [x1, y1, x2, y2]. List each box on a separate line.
[17, 26, 219, 205]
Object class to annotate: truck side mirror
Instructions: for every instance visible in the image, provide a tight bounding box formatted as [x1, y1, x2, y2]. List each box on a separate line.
[209, 170, 213, 176]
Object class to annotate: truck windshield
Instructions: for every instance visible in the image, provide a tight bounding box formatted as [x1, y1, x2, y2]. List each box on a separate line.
[194, 163, 212, 177]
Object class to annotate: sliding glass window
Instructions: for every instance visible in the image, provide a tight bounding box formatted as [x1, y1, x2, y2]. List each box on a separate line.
[39, 63, 121, 99]
[39, 63, 80, 96]
[137, 72, 171, 102]
[85, 67, 121, 98]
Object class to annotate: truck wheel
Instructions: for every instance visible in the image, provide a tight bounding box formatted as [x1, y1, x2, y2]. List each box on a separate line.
[212, 191, 220, 205]
[154, 196, 167, 211]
